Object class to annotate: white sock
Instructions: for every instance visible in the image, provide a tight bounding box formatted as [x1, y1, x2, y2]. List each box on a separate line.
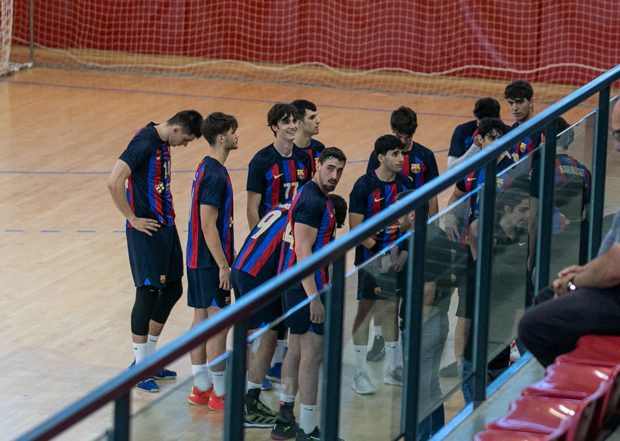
[272, 339, 287, 365]
[385, 341, 399, 372]
[133, 342, 147, 364]
[211, 368, 227, 397]
[246, 380, 262, 393]
[374, 326, 383, 338]
[146, 334, 159, 356]
[192, 364, 211, 391]
[396, 340, 404, 367]
[280, 392, 296, 404]
[353, 345, 368, 373]
[299, 404, 316, 434]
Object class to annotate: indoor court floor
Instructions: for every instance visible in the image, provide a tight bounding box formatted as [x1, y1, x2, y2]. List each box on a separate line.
[0, 67, 603, 440]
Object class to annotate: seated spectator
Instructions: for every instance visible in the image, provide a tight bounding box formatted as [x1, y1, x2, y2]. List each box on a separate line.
[518, 100, 620, 367]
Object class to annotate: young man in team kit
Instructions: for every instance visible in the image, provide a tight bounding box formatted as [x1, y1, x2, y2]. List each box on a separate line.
[349, 135, 415, 395]
[247, 103, 314, 388]
[107, 110, 203, 392]
[185, 112, 238, 410]
[292, 99, 325, 175]
[232, 193, 347, 429]
[272, 147, 347, 441]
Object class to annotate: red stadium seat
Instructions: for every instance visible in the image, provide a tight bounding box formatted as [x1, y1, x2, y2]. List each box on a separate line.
[523, 363, 615, 439]
[556, 335, 620, 368]
[487, 396, 593, 441]
[474, 429, 566, 441]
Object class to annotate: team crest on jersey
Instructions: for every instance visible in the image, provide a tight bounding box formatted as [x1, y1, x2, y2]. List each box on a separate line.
[296, 169, 305, 179]
[411, 163, 421, 174]
[519, 142, 527, 153]
[374, 286, 382, 295]
[159, 275, 167, 284]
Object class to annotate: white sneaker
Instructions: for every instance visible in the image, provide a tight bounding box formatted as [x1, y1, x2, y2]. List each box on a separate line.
[384, 367, 403, 386]
[352, 371, 376, 395]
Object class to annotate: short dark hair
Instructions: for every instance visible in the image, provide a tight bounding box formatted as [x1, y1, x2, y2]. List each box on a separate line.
[328, 194, 348, 228]
[318, 146, 347, 164]
[267, 103, 299, 135]
[201, 112, 238, 145]
[375, 134, 405, 156]
[504, 80, 534, 101]
[167, 110, 203, 138]
[478, 118, 507, 138]
[473, 97, 501, 119]
[390, 106, 418, 137]
[291, 99, 317, 120]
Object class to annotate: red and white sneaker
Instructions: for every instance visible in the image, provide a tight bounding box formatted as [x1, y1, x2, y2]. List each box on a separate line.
[188, 386, 212, 406]
[208, 392, 225, 411]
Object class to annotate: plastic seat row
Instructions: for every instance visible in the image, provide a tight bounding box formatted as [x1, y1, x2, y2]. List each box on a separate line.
[475, 335, 620, 441]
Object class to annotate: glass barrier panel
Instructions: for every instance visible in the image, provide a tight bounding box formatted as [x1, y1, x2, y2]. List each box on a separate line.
[341, 246, 403, 441]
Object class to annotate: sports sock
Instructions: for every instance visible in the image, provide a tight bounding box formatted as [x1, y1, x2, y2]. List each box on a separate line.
[246, 380, 262, 393]
[211, 368, 227, 397]
[191, 364, 211, 391]
[374, 325, 383, 338]
[146, 334, 159, 356]
[353, 345, 368, 373]
[280, 392, 296, 404]
[385, 341, 399, 372]
[299, 404, 316, 435]
[133, 342, 147, 365]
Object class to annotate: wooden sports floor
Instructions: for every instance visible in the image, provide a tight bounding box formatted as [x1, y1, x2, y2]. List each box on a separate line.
[0, 67, 603, 440]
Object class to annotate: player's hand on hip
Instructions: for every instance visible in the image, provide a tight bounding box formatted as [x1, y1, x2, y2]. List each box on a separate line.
[442, 214, 460, 242]
[219, 266, 231, 291]
[309, 297, 325, 324]
[130, 216, 160, 236]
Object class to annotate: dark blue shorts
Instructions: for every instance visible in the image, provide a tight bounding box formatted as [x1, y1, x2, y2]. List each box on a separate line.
[356, 267, 402, 300]
[126, 225, 183, 288]
[231, 269, 282, 330]
[282, 283, 324, 335]
[187, 267, 231, 309]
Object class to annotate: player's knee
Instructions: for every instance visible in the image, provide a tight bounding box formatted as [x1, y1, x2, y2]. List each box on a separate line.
[131, 285, 158, 335]
[151, 278, 182, 323]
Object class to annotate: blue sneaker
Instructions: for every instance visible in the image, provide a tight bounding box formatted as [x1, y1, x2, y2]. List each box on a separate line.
[154, 368, 177, 381]
[266, 362, 282, 383]
[136, 378, 159, 393]
[261, 378, 273, 391]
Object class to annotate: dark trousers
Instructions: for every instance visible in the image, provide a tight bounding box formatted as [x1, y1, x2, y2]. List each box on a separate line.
[518, 285, 620, 367]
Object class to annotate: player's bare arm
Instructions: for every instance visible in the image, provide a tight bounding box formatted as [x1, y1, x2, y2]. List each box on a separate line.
[294, 222, 323, 324]
[107, 159, 160, 236]
[246, 191, 262, 230]
[201, 204, 231, 291]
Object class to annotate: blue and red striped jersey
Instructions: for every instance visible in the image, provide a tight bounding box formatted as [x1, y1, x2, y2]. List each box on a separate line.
[294, 138, 325, 176]
[456, 154, 515, 221]
[367, 141, 439, 188]
[233, 205, 289, 281]
[278, 181, 336, 291]
[509, 122, 542, 161]
[186, 156, 234, 269]
[119, 123, 176, 227]
[247, 144, 312, 218]
[349, 171, 415, 265]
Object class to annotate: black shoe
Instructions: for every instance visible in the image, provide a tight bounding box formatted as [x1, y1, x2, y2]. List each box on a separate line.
[296, 427, 344, 441]
[366, 335, 386, 362]
[439, 361, 459, 377]
[271, 403, 297, 440]
[245, 388, 276, 428]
